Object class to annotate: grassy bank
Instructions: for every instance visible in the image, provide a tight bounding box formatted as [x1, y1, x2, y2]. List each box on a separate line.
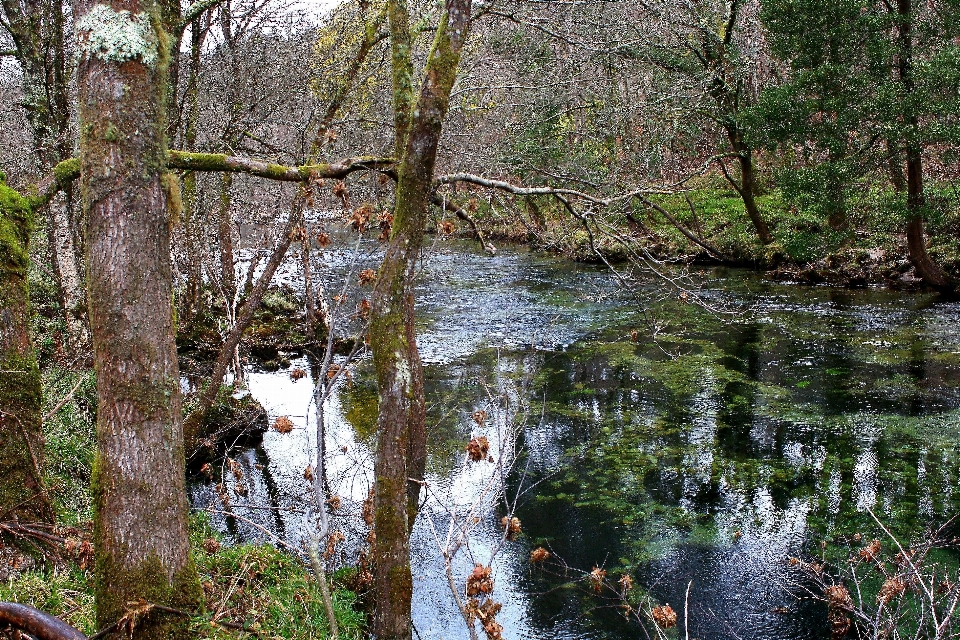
[459, 179, 960, 288]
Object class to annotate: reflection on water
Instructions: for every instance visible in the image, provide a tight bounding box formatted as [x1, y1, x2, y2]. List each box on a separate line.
[192, 241, 960, 640]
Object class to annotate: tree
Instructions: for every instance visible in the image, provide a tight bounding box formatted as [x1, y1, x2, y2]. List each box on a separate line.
[1, 0, 88, 349]
[368, 0, 473, 637]
[74, 0, 203, 635]
[757, 0, 960, 290]
[637, 0, 777, 244]
[0, 167, 72, 528]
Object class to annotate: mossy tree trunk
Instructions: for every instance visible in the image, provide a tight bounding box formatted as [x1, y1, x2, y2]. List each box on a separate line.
[723, 127, 773, 245]
[74, 0, 202, 635]
[369, 1, 472, 638]
[2, 0, 89, 350]
[0, 176, 53, 526]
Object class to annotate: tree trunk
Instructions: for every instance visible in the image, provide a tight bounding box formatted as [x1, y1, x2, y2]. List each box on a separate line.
[724, 130, 773, 245]
[48, 192, 88, 350]
[75, 0, 202, 635]
[218, 173, 236, 310]
[897, 0, 955, 292]
[179, 18, 205, 323]
[301, 221, 319, 341]
[0, 177, 52, 526]
[370, 2, 472, 638]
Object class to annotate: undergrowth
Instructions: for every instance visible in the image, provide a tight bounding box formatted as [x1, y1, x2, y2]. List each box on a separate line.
[1, 515, 364, 639]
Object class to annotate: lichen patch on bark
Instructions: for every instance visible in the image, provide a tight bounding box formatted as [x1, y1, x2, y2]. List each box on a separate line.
[75, 4, 159, 67]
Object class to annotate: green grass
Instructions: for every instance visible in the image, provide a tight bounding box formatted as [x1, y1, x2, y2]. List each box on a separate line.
[1, 515, 365, 639]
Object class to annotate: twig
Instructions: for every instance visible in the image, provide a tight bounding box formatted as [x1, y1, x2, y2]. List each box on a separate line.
[43, 376, 85, 423]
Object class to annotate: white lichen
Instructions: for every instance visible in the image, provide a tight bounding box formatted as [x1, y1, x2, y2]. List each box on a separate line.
[76, 4, 158, 67]
[395, 354, 412, 393]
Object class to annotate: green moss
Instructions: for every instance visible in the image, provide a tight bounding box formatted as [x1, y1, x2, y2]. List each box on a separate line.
[161, 171, 182, 226]
[103, 122, 120, 143]
[52, 157, 81, 188]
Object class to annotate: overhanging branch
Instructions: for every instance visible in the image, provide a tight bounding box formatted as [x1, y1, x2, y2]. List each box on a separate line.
[23, 152, 394, 205]
[167, 151, 394, 181]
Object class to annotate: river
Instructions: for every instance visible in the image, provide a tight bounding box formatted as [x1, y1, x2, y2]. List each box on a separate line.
[192, 237, 960, 640]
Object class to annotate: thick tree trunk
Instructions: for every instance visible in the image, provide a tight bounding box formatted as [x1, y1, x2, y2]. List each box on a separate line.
[370, 2, 471, 638]
[904, 151, 954, 290]
[0, 177, 53, 526]
[75, 1, 202, 635]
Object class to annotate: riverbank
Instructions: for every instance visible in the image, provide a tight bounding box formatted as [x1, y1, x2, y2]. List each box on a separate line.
[460, 182, 960, 290]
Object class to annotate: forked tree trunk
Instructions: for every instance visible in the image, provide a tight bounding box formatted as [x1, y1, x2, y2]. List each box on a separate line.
[0, 177, 53, 526]
[370, 1, 472, 637]
[75, 0, 202, 635]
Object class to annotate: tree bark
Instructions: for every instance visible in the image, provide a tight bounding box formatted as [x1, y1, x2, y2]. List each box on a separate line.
[74, 0, 202, 635]
[179, 18, 206, 323]
[722, 129, 773, 245]
[48, 192, 89, 349]
[0, 176, 53, 526]
[370, 1, 472, 638]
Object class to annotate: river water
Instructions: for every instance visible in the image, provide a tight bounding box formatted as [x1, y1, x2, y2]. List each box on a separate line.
[192, 238, 960, 640]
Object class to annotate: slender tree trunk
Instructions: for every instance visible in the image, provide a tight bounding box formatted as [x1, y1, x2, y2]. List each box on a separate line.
[218, 174, 236, 309]
[301, 222, 319, 340]
[724, 129, 773, 245]
[48, 192, 88, 349]
[0, 178, 53, 526]
[180, 19, 205, 323]
[897, 0, 955, 292]
[75, 1, 202, 635]
[370, 2, 471, 637]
